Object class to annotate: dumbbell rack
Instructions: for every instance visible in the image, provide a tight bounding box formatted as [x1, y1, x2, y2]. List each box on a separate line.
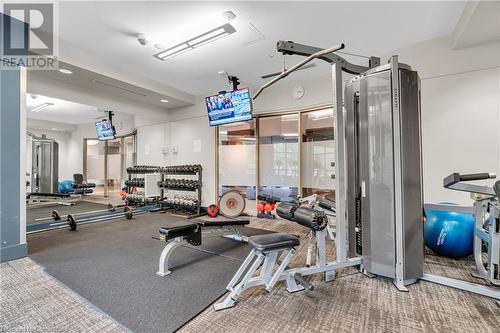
[125, 166, 160, 205]
[157, 165, 202, 216]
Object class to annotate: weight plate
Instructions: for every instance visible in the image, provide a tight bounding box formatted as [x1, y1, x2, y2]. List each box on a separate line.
[52, 210, 61, 221]
[124, 206, 133, 220]
[67, 214, 77, 231]
[219, 190, 246, 218]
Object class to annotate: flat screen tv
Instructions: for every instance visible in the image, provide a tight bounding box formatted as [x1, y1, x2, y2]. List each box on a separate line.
[95, 119, 115, 141]
[205, 88, 253, 126]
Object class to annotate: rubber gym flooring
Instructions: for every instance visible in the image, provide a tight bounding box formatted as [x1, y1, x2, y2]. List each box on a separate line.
[26, 200, 110, 225]
[27, 212, 271, 332]
[2, 215, 498, 332]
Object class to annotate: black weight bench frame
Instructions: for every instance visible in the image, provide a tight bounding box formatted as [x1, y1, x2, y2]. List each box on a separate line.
[157, 219, 250, 276]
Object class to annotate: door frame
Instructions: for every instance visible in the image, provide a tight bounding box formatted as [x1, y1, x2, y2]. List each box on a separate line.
[83, 130, 137, 197]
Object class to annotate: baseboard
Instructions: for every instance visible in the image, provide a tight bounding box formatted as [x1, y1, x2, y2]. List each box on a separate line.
[1, 243, 27, 263]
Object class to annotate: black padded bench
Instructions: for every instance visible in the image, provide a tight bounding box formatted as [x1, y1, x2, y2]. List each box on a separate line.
[157, 219, 250, 276]
[248, 233, 299, 252]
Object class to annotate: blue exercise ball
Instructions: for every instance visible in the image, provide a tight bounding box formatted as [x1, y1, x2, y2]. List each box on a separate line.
[59, 180, 74, 193]
[424, 207, 475, 258]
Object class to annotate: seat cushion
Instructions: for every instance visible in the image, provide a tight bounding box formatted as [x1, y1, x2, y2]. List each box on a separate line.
[159, 224, 197, 239]
[248, 232, 299, 252]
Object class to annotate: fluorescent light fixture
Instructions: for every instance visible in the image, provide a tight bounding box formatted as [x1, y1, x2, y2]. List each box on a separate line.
[160, 99, 169, 103]
[282, 133, 298, 137]
[58, 68, 73, 74]
[31, 102, 54, 112]
[154, 23, 236, 60]
[240, 137, 256, 141]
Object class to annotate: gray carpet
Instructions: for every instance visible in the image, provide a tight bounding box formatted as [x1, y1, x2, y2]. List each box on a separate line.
[27, 200, 110, 225]
[28, 213, 270, 333]
[0, 258, 125, 333]
[180, 218, 500, 333]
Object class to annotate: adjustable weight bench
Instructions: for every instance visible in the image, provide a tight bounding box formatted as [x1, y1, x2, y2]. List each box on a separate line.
[157, 219, 250, 276]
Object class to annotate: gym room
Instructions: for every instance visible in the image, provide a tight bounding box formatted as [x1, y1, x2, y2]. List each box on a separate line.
[0, 1, 499, 332]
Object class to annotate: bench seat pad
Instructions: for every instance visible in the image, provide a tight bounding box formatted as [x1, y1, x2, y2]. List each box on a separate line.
[248, 233, 299, 252]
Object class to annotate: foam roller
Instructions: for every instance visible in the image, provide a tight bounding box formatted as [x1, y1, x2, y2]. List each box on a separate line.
[276, 202, 298, 221]
[293, 207, 328, 231]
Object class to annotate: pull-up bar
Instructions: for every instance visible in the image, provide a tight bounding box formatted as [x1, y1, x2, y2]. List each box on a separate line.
[253, 42, 345, 100]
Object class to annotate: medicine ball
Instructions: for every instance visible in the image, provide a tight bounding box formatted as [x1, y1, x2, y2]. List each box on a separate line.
[256, 202, 264, 213]
[58, 180, 74, 194]
[424, 207, 475, 258]
[207, 204, 219, 217]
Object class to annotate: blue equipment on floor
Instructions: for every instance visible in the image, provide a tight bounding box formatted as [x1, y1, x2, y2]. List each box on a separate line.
[58, 180, 74, 194]
[424, 205, 475, 258]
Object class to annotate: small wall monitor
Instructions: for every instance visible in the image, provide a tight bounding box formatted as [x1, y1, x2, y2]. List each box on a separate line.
[205, 88, 253, 126]
[95, 119, 115, 141]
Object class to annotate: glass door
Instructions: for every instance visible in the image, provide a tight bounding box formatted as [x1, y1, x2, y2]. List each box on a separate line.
[84, 139, 106, 198]
[84, 133, 136, 202]
[300, 109, 336, 200]
[218, 120, 256, 211]
[106, 138, 123, 201]
[258, 114, 299, 202]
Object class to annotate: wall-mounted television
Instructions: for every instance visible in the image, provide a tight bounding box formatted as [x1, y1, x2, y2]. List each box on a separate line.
[95, 119, 116, 141]
[205, 88, 253, 126]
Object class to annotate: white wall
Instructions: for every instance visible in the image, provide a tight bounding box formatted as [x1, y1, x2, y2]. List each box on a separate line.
[136, 116, 215, 206]
[390, 37, 500, 205]
[421, 68, 499, 204]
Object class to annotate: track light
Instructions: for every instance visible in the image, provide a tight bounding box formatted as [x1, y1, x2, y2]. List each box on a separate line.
[154, 23, 236, 60]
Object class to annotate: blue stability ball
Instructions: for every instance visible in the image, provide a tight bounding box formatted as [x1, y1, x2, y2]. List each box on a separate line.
[424, 208, 475, 258]
[59, 180, 74, 193]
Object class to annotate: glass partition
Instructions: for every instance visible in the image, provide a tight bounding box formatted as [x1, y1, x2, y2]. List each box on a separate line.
[258, 114, 299, 202]
[106, 138, 123, 199]
[300, 109, 336, 199]
[84, 133, 136, 201]
[85, 139, 106, 197]
[218, 120, 256, 201]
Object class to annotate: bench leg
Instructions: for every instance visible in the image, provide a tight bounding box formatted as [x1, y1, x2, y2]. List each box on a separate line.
[265, 248, 295, 292]
[214, 253, 265, 311]
[226, 249, 257, 290]
[157, 237, 185, 277]
[260, 251, 279, 282]
[286, 273, 305, 293]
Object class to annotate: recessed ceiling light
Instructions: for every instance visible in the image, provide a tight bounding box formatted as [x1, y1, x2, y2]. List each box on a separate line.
[58, 68, 73, 74]
[160, 99, 169, 103]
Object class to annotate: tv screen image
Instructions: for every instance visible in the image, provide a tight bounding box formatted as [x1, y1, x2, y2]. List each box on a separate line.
[205, 88, 252, 126]
[95, 119, 115, 141]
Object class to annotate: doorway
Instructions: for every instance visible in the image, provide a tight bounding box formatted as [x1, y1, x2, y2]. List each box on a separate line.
[84, 132, 136, 204]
